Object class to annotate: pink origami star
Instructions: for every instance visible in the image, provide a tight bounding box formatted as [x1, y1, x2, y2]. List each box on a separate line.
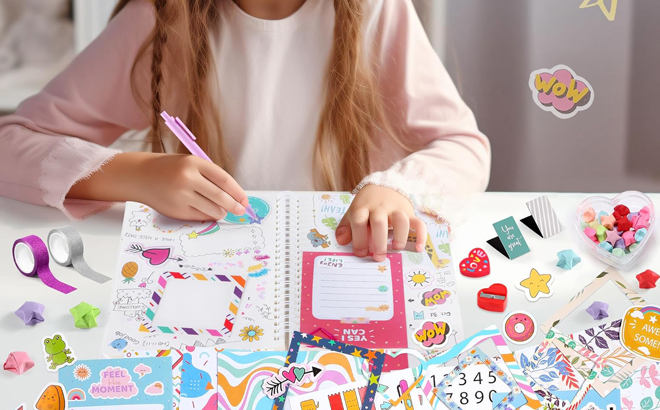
[605, 229, 621, 246]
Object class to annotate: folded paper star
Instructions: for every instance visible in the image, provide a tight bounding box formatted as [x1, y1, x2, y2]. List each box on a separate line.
[516, 268, 553, 301]
[3, 351, 34, 375]
[69, 302, 101, 329]
[605, 229, 621, 246]
[556, 249, 581, 270]
[636, 269, 659, 289]
[15, 301, 45, 326]
[586, 301, 609, 320]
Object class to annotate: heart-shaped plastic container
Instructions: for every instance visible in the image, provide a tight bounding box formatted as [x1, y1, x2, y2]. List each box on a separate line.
[575, 191, 655, 269]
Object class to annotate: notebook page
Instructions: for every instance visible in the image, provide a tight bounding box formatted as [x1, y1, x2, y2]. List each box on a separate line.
[101, 191, 285, 357]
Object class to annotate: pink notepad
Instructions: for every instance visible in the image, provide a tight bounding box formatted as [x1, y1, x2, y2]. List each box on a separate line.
[299, 252, 408, 351]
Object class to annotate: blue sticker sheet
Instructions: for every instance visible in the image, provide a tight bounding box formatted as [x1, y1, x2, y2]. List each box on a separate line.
[58, 357, 172, 409]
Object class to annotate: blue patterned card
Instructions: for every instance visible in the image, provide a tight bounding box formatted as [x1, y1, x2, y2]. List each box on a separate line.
[58, 357, 172, 408]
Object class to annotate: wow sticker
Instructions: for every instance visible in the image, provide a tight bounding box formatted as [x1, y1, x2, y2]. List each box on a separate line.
[621, 305, 660, 361]
[529, 64, 594, 119]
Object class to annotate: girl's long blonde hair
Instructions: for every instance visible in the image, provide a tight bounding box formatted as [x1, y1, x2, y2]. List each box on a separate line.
[112, 0, 401, 190]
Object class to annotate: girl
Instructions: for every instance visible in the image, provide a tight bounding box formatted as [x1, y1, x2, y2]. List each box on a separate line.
[0, 0, 490, 262]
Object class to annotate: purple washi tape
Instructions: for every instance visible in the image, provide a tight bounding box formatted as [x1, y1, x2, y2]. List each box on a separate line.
[13, 235, 76, 294]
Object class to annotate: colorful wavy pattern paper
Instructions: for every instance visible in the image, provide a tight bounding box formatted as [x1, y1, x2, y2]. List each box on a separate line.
[217, 350, 367, 410]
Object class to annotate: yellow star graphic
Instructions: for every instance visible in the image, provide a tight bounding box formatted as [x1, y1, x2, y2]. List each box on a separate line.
[187, 231, 199, 239]
[369, 374, 380, 385]
[579, 0, 618, 21]
[363, 350, 378, 361]
[311, 336, 322, 343]
[377, 265, 387, 273]
[350, 348, 363, 358]
[519, 268, 552, 299]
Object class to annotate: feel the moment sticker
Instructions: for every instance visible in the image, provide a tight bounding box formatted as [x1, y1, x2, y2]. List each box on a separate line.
[621, 305, 660, 361]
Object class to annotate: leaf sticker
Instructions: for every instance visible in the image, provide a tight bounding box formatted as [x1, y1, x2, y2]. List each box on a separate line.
[406, 252, 424, 265]
[578, 334, 587, 346]
[339, 194, 351, 204]
[322, 217, 338, 230]
[656, 386, 660, 400]
[601, 365, 614, 377]
[594, 336, 609, 349]
[604, 329, 620, 340]
[620, 377, 633, 389]
[640, 397, 654, 410]
[437, 243, 451, 254]
[585, 328, 595, 337]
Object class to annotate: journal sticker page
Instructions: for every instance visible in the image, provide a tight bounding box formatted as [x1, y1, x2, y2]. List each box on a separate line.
[300, 251, 407, 347]
[102, 191, 283, 357]
[294, 192, 464, 358]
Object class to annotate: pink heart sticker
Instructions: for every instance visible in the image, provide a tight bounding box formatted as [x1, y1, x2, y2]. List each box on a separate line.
[142, 248, 171, 266]
[281, 368, 296, 383]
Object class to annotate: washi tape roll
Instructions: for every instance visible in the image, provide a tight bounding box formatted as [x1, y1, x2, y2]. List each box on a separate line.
[13, 235, 77, 294]
[47, 226, 111, 284]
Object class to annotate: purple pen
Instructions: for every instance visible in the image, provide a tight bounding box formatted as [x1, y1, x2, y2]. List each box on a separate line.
[160, 111, 212, 162]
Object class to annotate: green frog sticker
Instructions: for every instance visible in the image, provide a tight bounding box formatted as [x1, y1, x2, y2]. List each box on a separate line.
[43, 334, 76, 371]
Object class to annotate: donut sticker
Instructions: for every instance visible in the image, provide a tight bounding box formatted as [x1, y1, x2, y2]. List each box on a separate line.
[503, 311, 537, 345]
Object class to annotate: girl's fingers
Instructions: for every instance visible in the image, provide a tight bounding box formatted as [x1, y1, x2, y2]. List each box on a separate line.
[391, 211, 410, 251]
[410, 216, 427, 252]
[350, 208, 370, 257]
[191, 192, 228, 221]
[199, 162, 248, 212]
[335, 213, 352, 246]
[195, 176, 245, 215]
[369, 211, 388, 261]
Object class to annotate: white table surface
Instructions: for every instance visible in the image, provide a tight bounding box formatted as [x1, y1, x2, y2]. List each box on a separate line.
[1, 192, 659, 406]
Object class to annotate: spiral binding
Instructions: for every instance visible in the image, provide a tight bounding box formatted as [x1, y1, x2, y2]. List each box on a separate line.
[272, 193, 302, 344]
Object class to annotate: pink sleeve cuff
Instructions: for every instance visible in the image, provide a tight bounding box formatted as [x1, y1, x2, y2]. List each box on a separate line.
[39, 137, 121, 220]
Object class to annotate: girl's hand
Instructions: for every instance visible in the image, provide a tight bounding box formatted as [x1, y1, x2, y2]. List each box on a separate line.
[335, 185, 427, 262]
[68, 152, 248, 221]
[136, 154, 248, 220]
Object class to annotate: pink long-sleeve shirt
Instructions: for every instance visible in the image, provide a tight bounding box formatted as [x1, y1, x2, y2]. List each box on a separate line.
[0, 0, 490, 223]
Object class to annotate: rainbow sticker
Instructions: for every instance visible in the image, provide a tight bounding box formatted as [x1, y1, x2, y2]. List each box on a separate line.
[68, 388, 86, 401]
[621, 305, 660, 361]
[140, 271, 245, 337]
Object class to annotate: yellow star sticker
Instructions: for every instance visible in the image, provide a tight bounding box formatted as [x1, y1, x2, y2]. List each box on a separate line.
[350, 348, 362, 358]
[377, 265, 387, 273]
[369, 374, 380, 385]
[311, 335, 322, 343]
[187, 231, 199, 239]
[363, 350, 377, 361]
[579, 0, 618, 21]
[518, 268, 553, 300]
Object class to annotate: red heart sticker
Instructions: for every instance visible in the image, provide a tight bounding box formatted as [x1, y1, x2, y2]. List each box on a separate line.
[459, 248, 490, 278]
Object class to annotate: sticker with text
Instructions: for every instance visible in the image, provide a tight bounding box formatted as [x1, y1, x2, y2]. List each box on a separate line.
[413, 321, 452, 350]
[621, 305, 660, 361]
[529, 64, 594, 119]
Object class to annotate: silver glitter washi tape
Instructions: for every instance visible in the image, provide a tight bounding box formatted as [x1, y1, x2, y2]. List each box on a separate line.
[47, 226, 112, 284]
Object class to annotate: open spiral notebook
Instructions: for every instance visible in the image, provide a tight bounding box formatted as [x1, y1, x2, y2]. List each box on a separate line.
[102, 191, 463, 358]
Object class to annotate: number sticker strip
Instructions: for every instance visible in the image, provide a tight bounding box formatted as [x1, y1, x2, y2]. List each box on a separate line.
[140, 271, 245, 336]
[272, 331, 385, 410]
[421, 325, 542, 409]
[433, 348, 522, 410]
